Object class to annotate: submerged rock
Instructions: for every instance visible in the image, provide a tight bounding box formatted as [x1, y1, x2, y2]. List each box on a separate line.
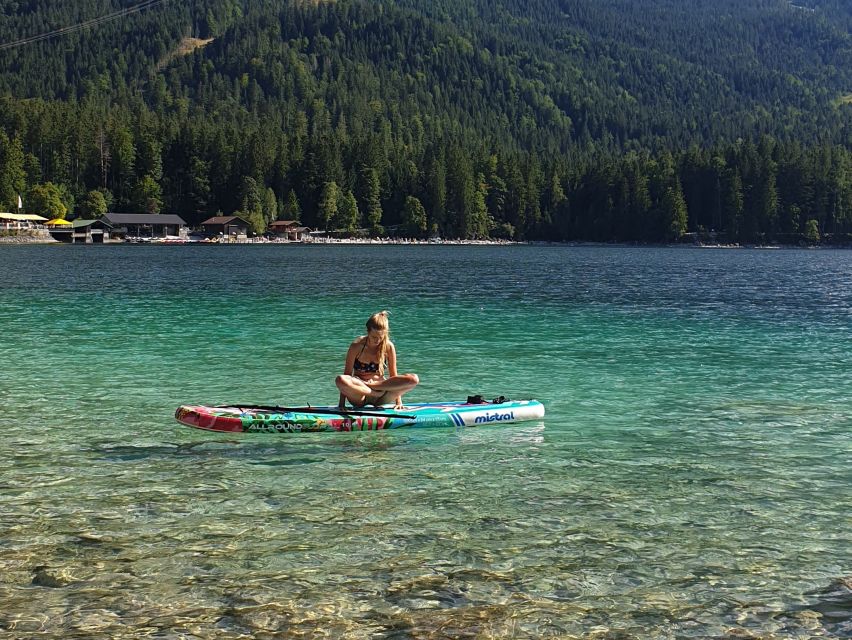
[31, 566, 75, 588]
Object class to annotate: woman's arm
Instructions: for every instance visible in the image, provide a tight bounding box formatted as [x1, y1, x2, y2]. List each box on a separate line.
[339, 340, 358, 407]
[386, 341, 398, 377]
[344, 340, 359, 375]
[386, 342, 403, 408]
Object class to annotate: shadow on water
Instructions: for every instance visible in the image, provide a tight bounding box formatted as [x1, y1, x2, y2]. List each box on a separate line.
[93, 440, 243, 462]
[91, 422, 546, 466]
[91, 429, 427, 462]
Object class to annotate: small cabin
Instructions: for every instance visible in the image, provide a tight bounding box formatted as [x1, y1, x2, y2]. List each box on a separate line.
[268, 220, 311, 241]
[200, 215, 251, 238]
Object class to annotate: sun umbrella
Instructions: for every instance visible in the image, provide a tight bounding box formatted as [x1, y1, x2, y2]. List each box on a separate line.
[45, 218, 72, 226]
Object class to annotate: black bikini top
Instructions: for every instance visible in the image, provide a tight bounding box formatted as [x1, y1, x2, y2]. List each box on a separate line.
[352, 340, 382, 374]
[353, 358, 379, 373]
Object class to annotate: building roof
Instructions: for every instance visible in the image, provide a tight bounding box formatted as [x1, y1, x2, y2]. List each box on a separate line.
[201, 215, 250, 226]
[72, 219, 113, 229]
[0, 212, 48, 222]
[102, 213, 187, 225]
[268, 220, 299, 228]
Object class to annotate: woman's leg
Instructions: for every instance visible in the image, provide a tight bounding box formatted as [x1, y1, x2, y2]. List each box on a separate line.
[366, 374, 420, 406]
[335, 375, 374, 407]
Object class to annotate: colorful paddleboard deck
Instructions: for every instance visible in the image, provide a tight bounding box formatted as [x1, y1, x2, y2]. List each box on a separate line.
[175, 399, 545, 434]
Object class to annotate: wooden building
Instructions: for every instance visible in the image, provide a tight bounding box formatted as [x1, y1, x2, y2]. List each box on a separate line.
[268, 220, 311, 241]
[45, 219, 113, 243]
[70, 219, 114, 243]
[102, 213, 187, 239]
[200, 215, 251, 238]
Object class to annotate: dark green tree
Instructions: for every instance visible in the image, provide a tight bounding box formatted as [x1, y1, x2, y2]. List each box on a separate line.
[318, 181, 339, 231]
[0, 132, 26, 212]
[401, 195, 428, 238]
[78, 190, 109, 218]
[281, 189, 302, 222]
[132, 175, 163, 214]
[662, 183, 688, 242]
[361, 168, 383, 236]
[335, 189, 360, 233]
[27, 182, 67, 219]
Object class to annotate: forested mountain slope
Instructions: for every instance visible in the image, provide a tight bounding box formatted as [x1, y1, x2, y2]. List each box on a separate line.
[1, 0, 851, 241]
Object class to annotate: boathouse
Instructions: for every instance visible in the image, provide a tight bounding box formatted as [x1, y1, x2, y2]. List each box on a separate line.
[101, 213, 187, 240]
[70, 219, 114, 243]
[44, 218, 114, 243]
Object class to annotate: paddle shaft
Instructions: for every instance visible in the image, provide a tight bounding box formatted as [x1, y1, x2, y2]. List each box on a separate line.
[221, 404, 416, 420]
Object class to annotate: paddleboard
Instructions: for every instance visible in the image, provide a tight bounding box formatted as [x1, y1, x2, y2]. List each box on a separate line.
[175, 399, 545, 433]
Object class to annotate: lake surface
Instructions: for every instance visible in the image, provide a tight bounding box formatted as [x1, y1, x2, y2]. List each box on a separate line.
[0, 244, 850, 638]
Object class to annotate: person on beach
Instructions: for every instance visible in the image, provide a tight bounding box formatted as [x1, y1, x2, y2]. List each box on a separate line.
[336, 311, 419, 409]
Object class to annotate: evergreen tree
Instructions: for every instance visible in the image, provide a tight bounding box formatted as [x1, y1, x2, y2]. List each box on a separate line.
[722, 169, 744, 243]
[401, 195, 428, 238]
[486, 155, 508, 229]
[662, 183, 688, 242]
[132, 175, 163, 214]
[262, 187, 277, 224]
[446, 148, 475, 238]
[471, 174, 491, 238]
[362, 168, 383, 236]
[281, 189, 301, 221]
[426, 152, 447, 236]
[335, 189, 360, 233]
[0, 132, 26, 212]
[524, 158, 544, 236]
[108, 122, 136, 206]
[318, 181, 339, 231]
[503, 161, 528, 239]
[238, 175, 265, 234]
[546, 170, 567, 230]
[625, 155, 651, 241]
[186, 156, 213, 219]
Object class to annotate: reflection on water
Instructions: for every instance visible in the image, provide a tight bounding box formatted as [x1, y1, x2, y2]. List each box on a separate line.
[1, 245, 850, 638]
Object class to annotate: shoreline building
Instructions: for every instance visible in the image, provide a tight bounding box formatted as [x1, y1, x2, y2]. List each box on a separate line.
[267, 220, 312, 241]
[200, 215, 251, 239]
[102, 213, 188, 240]
[0, 212, 48, 230]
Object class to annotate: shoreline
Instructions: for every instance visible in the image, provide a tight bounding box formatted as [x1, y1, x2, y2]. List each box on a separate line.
[0, 233, 59, 245]
[1, 232, 850, 249]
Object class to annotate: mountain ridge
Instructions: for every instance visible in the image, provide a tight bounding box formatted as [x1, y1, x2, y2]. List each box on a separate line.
[2, 0, 851, 149]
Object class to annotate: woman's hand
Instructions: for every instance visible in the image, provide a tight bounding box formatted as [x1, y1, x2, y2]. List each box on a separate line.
[393, 396, 404, 410]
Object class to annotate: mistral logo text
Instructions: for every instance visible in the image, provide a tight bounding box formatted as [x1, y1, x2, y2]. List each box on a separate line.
[474, 411, 515, 424]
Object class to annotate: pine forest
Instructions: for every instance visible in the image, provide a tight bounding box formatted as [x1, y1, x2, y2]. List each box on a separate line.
[1, 0, 852, 242]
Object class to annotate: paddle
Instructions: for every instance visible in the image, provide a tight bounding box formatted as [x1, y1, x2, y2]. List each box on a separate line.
[219, 404, 416, 420]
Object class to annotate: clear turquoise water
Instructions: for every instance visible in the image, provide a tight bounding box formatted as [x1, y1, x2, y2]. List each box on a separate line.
[0, 244, 850, 638]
